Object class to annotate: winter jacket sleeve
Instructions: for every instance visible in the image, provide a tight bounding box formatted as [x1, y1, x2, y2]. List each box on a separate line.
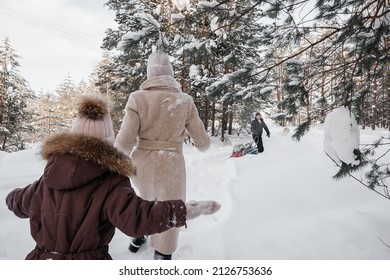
[6, 177, 42, 218]
[104, 177, 187, 237]
[185, 100, 210, 152]
[262, 120, 270, 136]
[114, 95, 139, 156]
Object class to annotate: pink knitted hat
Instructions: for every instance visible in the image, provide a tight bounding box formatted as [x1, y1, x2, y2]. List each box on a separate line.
[71, 95, 115, 144]
[147, 51, 174, 79]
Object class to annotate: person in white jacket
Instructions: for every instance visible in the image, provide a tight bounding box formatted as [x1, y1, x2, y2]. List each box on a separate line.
[115, 51, 213, 260]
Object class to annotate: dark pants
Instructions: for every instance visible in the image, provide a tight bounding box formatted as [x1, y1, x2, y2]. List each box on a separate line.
[253, 134, 264, 153]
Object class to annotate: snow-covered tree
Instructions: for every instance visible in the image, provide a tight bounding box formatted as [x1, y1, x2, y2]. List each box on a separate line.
[98, 1, 389, 192]
[258, 0, 390, 138]
[93, 52, 129, 132]
[101, 0, 158, 93]
[257, 1, 390, 198]
[30, 74, 108, 142]
[54, 74, 79, 129]
[0, 38, 34, 151]
[30, 90, 64, 142]
[100, 0, 281, 139]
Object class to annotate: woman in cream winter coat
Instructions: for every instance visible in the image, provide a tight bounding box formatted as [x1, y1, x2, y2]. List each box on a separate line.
[115, 51, 211, 259]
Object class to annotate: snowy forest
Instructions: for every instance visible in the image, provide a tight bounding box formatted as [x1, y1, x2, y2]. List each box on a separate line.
[1, 1, 389, 196]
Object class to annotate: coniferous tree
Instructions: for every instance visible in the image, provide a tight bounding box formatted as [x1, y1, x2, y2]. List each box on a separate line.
[30, 90, 61, 142]
[101, 0, 279, 139]
[268, 1, 389, 195]
[55, 74, 79, 129]
[101, 0, 159, 92]
[93, 52, 128, 132]
[98, 1, 390, 194]
[31, 76, 105, 142]
[261, 0, 389, 138]
[0, 38, 34, 151]
[101, 0, 215, 130]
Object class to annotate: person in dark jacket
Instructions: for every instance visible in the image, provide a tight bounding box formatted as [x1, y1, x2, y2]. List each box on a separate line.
[5, 95, 220, 260]
[250, 112, 270, 153]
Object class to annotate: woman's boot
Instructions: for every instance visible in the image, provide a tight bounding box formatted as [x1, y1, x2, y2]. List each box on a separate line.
[128, 236, 146, 253]
[153, 250, 172, 260]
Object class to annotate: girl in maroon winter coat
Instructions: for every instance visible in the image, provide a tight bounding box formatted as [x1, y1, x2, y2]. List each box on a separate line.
[5, 95, 220, 260]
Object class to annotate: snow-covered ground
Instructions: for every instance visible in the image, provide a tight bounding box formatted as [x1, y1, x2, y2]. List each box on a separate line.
[1, 124, 390, 260]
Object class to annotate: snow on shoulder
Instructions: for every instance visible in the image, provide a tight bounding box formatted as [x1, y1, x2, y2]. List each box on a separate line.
[323, 106, 360, 166]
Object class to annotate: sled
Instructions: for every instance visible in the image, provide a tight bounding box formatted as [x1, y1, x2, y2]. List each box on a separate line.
[230, 141, 258, 158]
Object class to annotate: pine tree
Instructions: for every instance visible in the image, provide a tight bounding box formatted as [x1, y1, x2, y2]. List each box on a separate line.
[101, 0, 214, 130]
[0, 38, 34, 151]
[55, 74, 79, 129]
[101, 0, 159, 92]
[100, 0, 280, 139]
[30, 90, 64, 142]
[98, 1, 390, 193]
[265, 0, 390, 195]
[92, 52, 129, 132]
[265, 0, 389, 136]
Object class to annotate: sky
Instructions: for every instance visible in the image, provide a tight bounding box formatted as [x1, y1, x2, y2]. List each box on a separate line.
[0, 0, 116, 93]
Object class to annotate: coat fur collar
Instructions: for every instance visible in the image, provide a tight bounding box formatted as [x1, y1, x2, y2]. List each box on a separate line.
[41, 132, 136, 177]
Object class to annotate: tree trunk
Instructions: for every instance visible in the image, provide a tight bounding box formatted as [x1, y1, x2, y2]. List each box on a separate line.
[203, 98, 209, 131]
[228, 103, 233, 135]
[1, 133, 7, 151]
[321, 65, 326, 120]
[221, 102, 227, 141]
[372, 74, 377, 130]
[211, 102, 216, 136]
[381, 71, 385, 128]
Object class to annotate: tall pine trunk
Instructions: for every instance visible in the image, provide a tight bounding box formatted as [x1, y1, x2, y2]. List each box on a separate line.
[211, 102, 216, 136]
[228, 103, 233, 135]
[221, 102, 228, 141]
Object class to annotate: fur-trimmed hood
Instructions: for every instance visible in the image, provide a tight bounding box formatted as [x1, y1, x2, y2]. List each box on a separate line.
[40, 132, 136, 191]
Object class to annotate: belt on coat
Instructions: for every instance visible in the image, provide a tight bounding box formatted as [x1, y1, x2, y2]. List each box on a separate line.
[137, 138, 183, 153]
[32, 245, 111, 260]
